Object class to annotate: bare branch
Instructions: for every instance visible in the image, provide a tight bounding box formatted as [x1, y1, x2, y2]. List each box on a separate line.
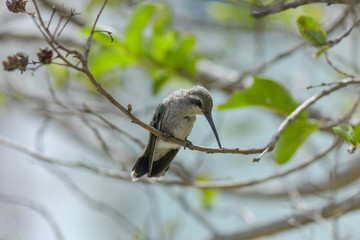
[211, 194, 360, 240]
[83, 0, 108, 66]
[324, 52, 355, 78]
[251, 0, 359, 18]
[82, 104, 146, 148]
[0, 134, 130, 180]
[162, 140, 338, 189]
[0, 193, 64, 240]
[328, 15, 360, 47]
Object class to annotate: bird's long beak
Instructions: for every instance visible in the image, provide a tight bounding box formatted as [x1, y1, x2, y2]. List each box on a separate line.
[204, 112, 222, 149]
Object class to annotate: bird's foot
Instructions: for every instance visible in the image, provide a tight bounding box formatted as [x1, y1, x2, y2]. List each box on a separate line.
[185, 139, 193, 149]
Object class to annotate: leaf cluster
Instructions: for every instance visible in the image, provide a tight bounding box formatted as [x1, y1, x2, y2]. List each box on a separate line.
[85, 3, 198, 94]
[219, 77, 319, 164]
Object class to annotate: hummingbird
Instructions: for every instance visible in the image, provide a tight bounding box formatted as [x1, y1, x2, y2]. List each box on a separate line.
[131, 85, 222, 181]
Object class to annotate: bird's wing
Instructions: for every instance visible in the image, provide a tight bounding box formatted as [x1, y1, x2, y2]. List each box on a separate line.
[147, 103, 166, 177]
[149, 148, 180, 177]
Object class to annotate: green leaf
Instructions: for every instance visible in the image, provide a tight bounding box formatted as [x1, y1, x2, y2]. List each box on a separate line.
[218, 77, 304, 118]
[196, 174, 218, 209]
[150, 68, 170, 94]
[169, 34, 196, 68]
[89, 47, 137, 78]
[297, 16, 327, 47]
[152, 4, 171, 36]
[333, 124, 355, 145]
[275, 119, 319, 164]
[125, 4, 159, 52]
[151, 30, 177, 63]
[354, 123, 360, 146]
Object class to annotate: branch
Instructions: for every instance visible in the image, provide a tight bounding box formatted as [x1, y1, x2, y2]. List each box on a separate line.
[83, 0, 108, 66]
[37, 164, 140, 233]
[161, 140, 337, 188]
[251, 0, 359, 18]
[324, 52, 355, 78]
[38, 0, 86, 26]
[0, 193, 64, 240]
[0, 134, 130, 180]
[211, 194, 360, 240]
[0, 132, 340, 191]
[241, 152, 360, 197]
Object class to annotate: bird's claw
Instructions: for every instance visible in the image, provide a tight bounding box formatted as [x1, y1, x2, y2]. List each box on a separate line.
[185, 140, 193, 149]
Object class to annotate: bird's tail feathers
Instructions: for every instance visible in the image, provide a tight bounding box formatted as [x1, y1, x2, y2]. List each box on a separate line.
[131, 155, 149, 182]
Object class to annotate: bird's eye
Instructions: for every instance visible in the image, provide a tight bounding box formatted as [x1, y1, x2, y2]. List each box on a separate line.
[196, 99, 202, 109]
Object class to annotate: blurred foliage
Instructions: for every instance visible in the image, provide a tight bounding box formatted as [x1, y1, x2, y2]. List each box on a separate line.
[196, 174, 218, 209]
[207, 2, 324, 31]
[48, 64, 70, 88]
[85, 0, 130, 11]
[207, 2, 257, 29]
[131, 231, 144, 240]
[83, 3, 198, 94]
[219, 77, 319, 164]
[0, 92, 7, 106]
[162, 219, 179, 239]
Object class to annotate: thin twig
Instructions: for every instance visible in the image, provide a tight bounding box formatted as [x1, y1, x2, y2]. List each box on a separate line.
[0, 193, 65, 240]
[47, 5, 56, 30]
[0, 133, 339, 190]
[216, 42, 306, 91]
[328, 15, 360, 47]
[320, 96, 360, 130]
[251, 0, 358, 18]
[163, 140, 338, 189]
[53, 16, 63, 39]
[0, 134, 130, 179]
[325, 52, 355, 78]
[166, 190, 220, 236]
[83, 0, 108, 66]
[57, 9, 79, 39]
[211, 193, 360, 240]
[82, 104, 146, 148]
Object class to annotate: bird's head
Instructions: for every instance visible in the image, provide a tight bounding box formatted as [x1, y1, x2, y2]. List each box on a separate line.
[187, 86, 222, 149]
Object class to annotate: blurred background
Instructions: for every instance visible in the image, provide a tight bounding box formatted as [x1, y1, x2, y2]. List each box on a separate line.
[1, 0, 360, 239]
